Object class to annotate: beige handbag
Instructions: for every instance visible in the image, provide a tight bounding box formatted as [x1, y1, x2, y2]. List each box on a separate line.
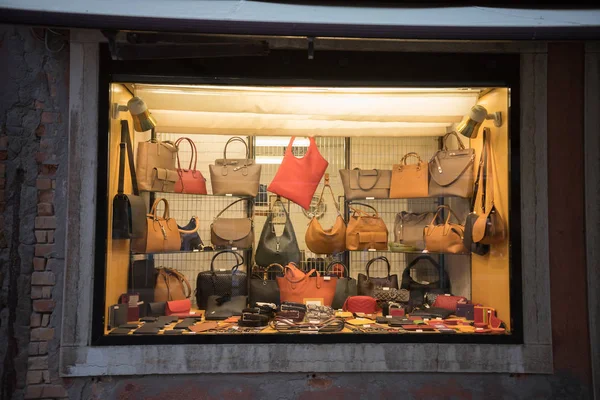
[424, 205, 468, 254]
[209, 137, 261, 197]
[210, 198, 254, 249]
[305, 174, 346, 254]
[390, 152, 429, 198]
[132, 198, 181, 253]
[154, 267, 192, 302]
[339, 168, 391, 200]
[345, 203, 388, 251]
[428, 132, 475, 198]
[136, 140, 179, 192]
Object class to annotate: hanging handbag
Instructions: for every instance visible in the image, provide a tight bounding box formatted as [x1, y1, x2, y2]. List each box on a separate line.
[131, 198, 181, 253]
[195, 250, 248, 309]
[154, 267, 192, 302]
[210, 198, 254, 249]
[389, 152, 429, 198]
[339, 168, 391, 200]
[345, 203, 388, 251]
[393, 211, 440, 251]
[205, 294, 248, 320]
[342, 296, 378, 314]
[249, 263, 285, 307]
[112, 120, 147, 240]
[177, 216, 205, 251]
[255, 199, 301, 267]
[357, 256, 399, 296]
[267, 136, 329, 210]
[325, 262, 357, 310]
[136, 138, 179, 192]
[209, 137, 261, 197]
[173, 137, 207, 194]
[400, 255, 451, 309]
[277, 265, 337, 306]
[424, 205, 468, 254]
[305, 173, 347, 254]
[428, 131, 475, 198]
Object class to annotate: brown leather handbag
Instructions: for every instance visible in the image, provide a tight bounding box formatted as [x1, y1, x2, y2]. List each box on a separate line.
[428, 132, 475, 198]
[136, 139, 179, 192]
[339, 168, 391, 200]
[210, 198, 254, 249]
[390, 152, 429, 198]
[276, 264, 337, 307]
[154, 267, 192, 302]
[209, 137, 261, 197]
[345, 203, 388, 251]
[424, 205, 468, 254]
[305, 173, 346, 254]
[131, 198, 181, 253]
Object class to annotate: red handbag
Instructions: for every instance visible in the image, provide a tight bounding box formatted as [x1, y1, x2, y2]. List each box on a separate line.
[342, 296, 377, 314]
[267, 137, 329, 210]
[433, 295, 467, 312]
[165, 299, 192, 317]
[276, 266, 337, 307]
[174, 137, 207, 194]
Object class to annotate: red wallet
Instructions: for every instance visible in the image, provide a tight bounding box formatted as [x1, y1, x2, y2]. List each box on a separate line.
[343, 296, 378, 314]
[433, 295, 467, 312]
[166, 299, 192, 317]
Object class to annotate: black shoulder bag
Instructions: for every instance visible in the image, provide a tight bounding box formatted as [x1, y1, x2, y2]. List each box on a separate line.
[400, 255, 450, 310]
[254, 199, 301, 267]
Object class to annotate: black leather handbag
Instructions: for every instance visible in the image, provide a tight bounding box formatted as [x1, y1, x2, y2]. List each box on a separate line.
[326, 262, 357, 310]
[195, 250, 248, 309]
[400, 255, 451, 310]
[127, 259, 157, 304]
[254, 200, 301, 267]
[249, 263, 285, 307]
[205, 295, 248, 320]
[357, 256, 399, 297]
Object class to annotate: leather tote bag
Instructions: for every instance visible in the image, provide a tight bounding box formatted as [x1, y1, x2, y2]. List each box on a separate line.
[268, 136, 329, 210]
[136, 139, 179, 192]
[393, 211, 440, 251]
[277, 266, 337, 307]
[210, 198, 254, 249]
[209, 137, 261, 197]
[339, 168, 391, 200]
[305, 173, 346, 254]
[326, 262, 357, 310]
[345, 203, 388, 251]
[249, 263, 285, 306]
[357, 256, 399, 296]
[389, 152, 429, 198]
[195, 250, 247, 309]
[400, 255, 451, 308]
[112, 120, 147, 240]
[428, 132, 475, 198]
[424, 205, 468, 254]
[131, 198, 181, 253]
[255, 199, 301, 267]
[154, 267, 192, 302]
[173, 137, 207, 194]
[205, 295, 248, 320]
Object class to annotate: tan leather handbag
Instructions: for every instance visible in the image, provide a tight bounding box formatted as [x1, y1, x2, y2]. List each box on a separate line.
[339, 169, 391, 200]
[276, 264, 337, 307]
[390, 152, 429, 198]
[136, 140, 179, 192]
[305, 174, 346, 254]
[424, 205, 468, 254]
[154, 267, 192, 302]
[209, 137, 261, 197]
[210, 198, 254, 249]
[428, 132, 475, 198]
[345, 203, 388, 251]
[132, 198, 181, 253]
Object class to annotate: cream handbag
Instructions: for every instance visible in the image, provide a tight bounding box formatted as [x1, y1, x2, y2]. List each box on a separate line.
[136, 140, 179, 192]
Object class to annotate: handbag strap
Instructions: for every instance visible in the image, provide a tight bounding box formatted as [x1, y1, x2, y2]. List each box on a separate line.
[470, 129, 488, 212]
[224, 137, 250, 160]
[442, 131, 466, 151]
[118, 120, 140, 196]
[149, 198, 170, 220]
[348, 202, 379, 217]
[210, 250, 244, 274]
[400, 152, 424, 167]
[267, 199, 291, 228]
[174, 137, 198, 172]
[401, 255, 449, 291]
[356, 168, 381, 191]
[263, 263, 285, 280]
[285, 136, 314, 155]
[325, 261, 348, 278]
[161, 267, 192, 299]
[481, 128, 495, 211]
[177, 216, 200, 234]
[315, 173, 341, 215]
[214, 198, 249, 219]
[365, 256, 391, 279]
[424, 205, 461, 236]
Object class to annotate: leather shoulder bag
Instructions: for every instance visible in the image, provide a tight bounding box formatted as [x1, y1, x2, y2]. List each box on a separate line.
[428, 132, 475, 198]
[210, 198, 254, 249]
[339, 168, 391, 200]
[209, 137, 261, 197]
[400, 255, 451, 309]
[131, 198, 181, 253]
[389, 152, 429, 198]
[255, 199, 301, 267]
[136, 138, 179, 192]
[326, 262, 357, 310]
[305, 173, 347, 254]
[393, 210, 440, 251]
[357, 256, 399, 296]
[345, 203, 388, 251]
[249, 263, 285, 307]
[424, 205, 468, 254]
[154, 267, 192, 302]
[277, 265, 337, 307]
[173, 137, 207, 194]
[195, 250, 247, 309]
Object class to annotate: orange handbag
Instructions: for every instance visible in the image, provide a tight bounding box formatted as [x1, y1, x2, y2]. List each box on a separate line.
[173, 137, 207, 194]
[389, 152, 429, 198]
[276, 264, 337, 306]
[423, 205, 468, 254]
[131, 198, 181, 253]
[345, 203, 388, 251]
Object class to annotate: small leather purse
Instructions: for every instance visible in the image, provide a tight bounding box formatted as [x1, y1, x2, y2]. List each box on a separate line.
[342, 296, 378, 314]
[372, 287, 410, 303]
[345, 203, 388, 251]
[432, 295, 468, 312]
[305, 174, 346, 254]
[424, 205, 468, 254]
[210, 198, 254, 249]
[389, 152, 429, 198]
[165, 299, 192, 317]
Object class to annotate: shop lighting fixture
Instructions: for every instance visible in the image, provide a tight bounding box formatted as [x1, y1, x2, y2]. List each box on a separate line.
[112, 96, 158, 132]
[456, 105, 502, 138]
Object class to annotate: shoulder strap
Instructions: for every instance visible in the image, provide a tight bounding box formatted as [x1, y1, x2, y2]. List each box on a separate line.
[210, 250, 244, 273]
[214, 198, 249, 219]
[120, 120, 140, 196]
[365, 256, 391, 279]
[470, 131, 487, 212]
[315, 173, 341, 215]
[482, 128, 494, 210]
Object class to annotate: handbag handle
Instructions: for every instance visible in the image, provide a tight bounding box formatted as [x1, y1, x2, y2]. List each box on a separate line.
[401, 152, 423, 166]
[471, 129, 488, 213]
[174, 137, 198, 172]
[177, 216, 200, 234]
[285, 136, 314, 155]
[442, 131, 466, 151]
[356, 168, 381, 191]
[325, 261, 349, 278]
[210, 250, 245, 274]
[400, 255, 449, 292]
[223, 136, 250, 161]
[424, 205, 461, 237]
[314, 173, 341, 215]
[160, 267, 192, 299]
[283, 262, 307, 284]
[263, 263, 285, 281]
[365, 256, 391, 280]
[214, 198, 250, 219]
[348, 202, 380, 218]
[149, 198, 171, 220]
[268, 199, 291, 228]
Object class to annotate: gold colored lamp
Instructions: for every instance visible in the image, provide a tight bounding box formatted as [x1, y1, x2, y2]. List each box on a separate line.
[111, 96, 157, 132]
[456, 105, 502, 139]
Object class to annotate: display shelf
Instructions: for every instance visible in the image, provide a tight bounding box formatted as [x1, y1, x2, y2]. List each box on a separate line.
[141, 191, 255, 200]
[131, 248, 251, 259]
[347, 249, 470, 256]
[344, 195, 468, 202]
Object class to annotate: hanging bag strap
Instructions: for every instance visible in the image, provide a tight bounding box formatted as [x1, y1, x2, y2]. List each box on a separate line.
[174, 137, 198, 172]
[482, 128, 494, 211]
[315, 173, 341, 215]
[325, 261, 349, 278]
[214, 198, 249, 219]
[442, 131, 467, 151]
[268, 198, 291, 228]
[348, 202, 379, 218]
[365, 256, 391, 280]
[163, 267, 192, 299]
[149, 198, 171, 220]
[210, 250, 244, 274]
[470, 130, 488, 212]
[224, 137, 250, 161]
[356, 168, 381, 191]
[118, 120, 140, 196]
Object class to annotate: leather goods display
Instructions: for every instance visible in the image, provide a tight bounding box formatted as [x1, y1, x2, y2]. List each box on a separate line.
[154, 267, 192, 302]
[255, 199, 301, 267]
[400, 255, 451, 308]
[165, 299, 192, 317]
[389, 152, 429, 198]
[108, 304, 129, 329]
[156, 315, 178, 326]
[277, 266, 337, 307]
[205, 294, 248, 320]
[133, 324, 162, 335]
[433, 294, 468, 312]
[189, 321, 219, 333]
[238, 312, 269, 327]
[372, 287, 410, 303]
[306, 304, 336, 321]
[326, 262, 357, 310]
[177, 216, 202, 251]
[339, 168, 391, 200]
[305, 174, 346, 254]
[131, 198, 181, 253]
[145, 302, 166, 317]
[173, 137, 207, 194]
[119, 293, 140, 322]
[128, 259, 157, 304]
[382, 302, 405, 317]
[209, 137, 261, 197]
[345, 203, 388, 251]
[112, 120, 147, 240]
[456, 303, 475, 320]
[428, 131, 475, 198]
[424, 205, 468, 254]
[342, 296, 378, 314]
[249, 263, 285, 307]
[268, 136, 329, 210]
[109, 328, 134, 335]
[210, 198, 254, 249]
[357, 256, 399, 297]
[136, 139, 179, 192]
[393, 211, 439, 251]
[270, 317, 345, 333]
[195, 250, 247, 309]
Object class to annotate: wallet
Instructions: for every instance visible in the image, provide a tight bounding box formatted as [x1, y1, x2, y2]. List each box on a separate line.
[456, 303, 475, 320]
[166, 299, 192, 318]
[140, 316, 157, 323]
[109, 328, 134, 335]
[163, 329, 184, 335]
[119, 323, 140, 329]
[173, 318, 196, 330]
[156, 316, 179, 326]
[108, 305, 129, 329]
[375, 316, 390, 324]
[403, 324, 436, 331]
[133, 324, 161, 335]
[189, 322, 219, 333]
[146, 302, 167, 317]
[388, 317, 412, 327]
